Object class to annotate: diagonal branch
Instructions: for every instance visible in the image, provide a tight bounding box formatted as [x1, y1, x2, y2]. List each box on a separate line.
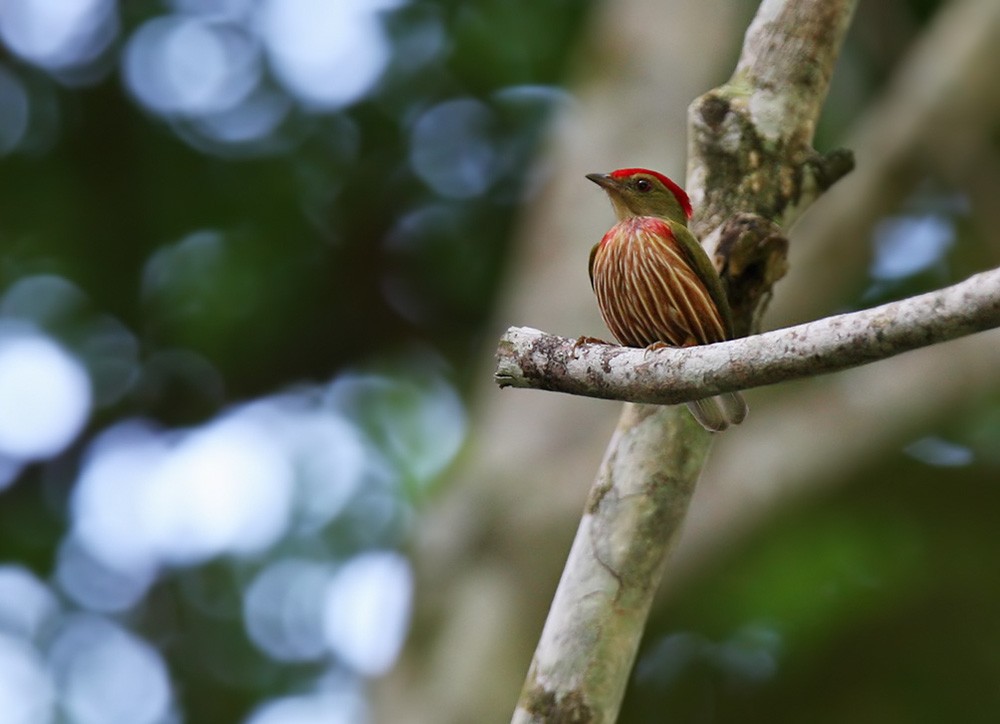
[510, 0, 858, 722]
[496, 267, 1000, 405]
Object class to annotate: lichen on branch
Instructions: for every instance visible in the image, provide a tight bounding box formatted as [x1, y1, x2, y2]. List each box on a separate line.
[496, 267, 1000, 406]
[510, 1, 861, 723]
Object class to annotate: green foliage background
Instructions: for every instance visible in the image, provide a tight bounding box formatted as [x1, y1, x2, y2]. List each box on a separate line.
[1, 0, 998, 722]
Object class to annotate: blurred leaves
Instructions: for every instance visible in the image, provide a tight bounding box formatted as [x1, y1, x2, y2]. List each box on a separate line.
[0, 0, 592, 721]
[2, 0, 998, 722]
[625, 432, 1000, 723]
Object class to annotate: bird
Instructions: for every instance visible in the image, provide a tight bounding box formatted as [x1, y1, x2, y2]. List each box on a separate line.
[586, 167, 748, 432]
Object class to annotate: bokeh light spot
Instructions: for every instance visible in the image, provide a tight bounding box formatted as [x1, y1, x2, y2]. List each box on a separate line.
[252, 396, 378, 535]
[870, 214, 954, 280]
[141, 229, 226, 319]
[904, 436, 974, 467]
[170, 0, 255, 20]
[0, 329, 91, 461]
[0, 456, 23, 492]
[256, 0, 392, 110]
[322, 551, 412, 675]
[190, 87, 292, 148]
[0, 566, 59, 641]
[142, 415, 295, 564]
[0, 0, 117, 71]
[124, 16, 261, 116]
[246, 688, 369, 724]
[56, 536, 157, 614]
[72, 421, 166, 574]
[0, 274, 88, 326]
[76, 315, 140, 407]
[50, 616, 172, 724]
[410, 98, 498, 198]
[0, 634, 54, 724]
[328, 369, 466, 487]
[244, 559, 330, 662]
[0, 275, 138, 408]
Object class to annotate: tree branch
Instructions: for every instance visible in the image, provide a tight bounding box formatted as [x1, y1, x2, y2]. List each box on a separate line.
[510, 0, 858, 722]
[689, 0, 857, 234]
[495, 267, 1000, 405]
[664, 0, 1000, 597]
[770, 0, 1000, 330]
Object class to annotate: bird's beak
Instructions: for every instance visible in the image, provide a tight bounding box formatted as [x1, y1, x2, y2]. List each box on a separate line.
[586, 172, 617, 191]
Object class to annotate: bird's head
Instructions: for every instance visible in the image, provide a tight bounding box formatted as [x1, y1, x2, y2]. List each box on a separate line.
[586, 168, 692, 225]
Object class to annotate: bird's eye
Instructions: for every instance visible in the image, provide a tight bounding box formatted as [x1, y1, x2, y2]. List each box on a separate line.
[635, 179, 651, 192]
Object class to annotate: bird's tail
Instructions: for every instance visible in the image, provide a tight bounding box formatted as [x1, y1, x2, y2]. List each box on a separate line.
[686, 392, 748, 433]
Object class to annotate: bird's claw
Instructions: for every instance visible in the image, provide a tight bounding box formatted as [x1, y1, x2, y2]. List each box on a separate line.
[642, 341, 669, 359]
[572, 335, 610, 349]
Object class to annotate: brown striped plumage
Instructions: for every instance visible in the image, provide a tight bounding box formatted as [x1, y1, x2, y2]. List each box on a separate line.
[591, 216, 728, 349]
[587, 168, 748, 432]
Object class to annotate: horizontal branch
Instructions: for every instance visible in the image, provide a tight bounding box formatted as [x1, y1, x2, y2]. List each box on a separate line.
[496, 267, 1000, 404]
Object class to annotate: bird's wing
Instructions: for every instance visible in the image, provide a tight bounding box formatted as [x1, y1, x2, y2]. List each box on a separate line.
[667, 221, 737, 338]
[588, 240, 600, 290]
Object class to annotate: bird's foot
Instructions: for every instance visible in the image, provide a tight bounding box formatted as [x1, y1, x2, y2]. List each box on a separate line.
[642, 341, 670, 359]
[572, 335, 611, 349]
